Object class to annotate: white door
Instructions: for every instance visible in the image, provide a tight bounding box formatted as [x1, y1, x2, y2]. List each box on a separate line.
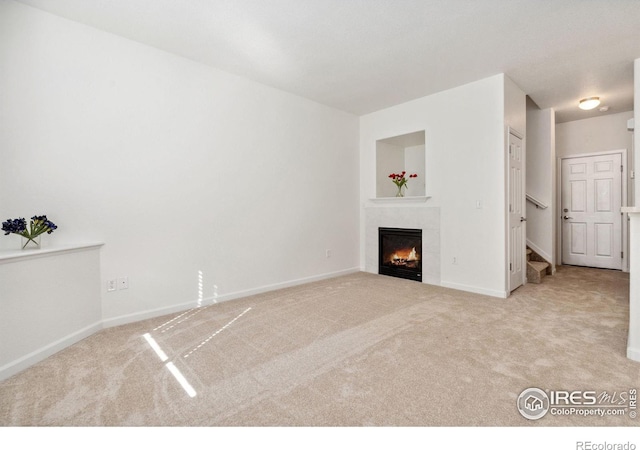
[508, 131, 525, 291]
[561, 153, 622, 270]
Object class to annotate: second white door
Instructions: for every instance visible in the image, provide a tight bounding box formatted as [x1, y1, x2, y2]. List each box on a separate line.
[509, 131, 525, 291]
[561, 153, 622, 270]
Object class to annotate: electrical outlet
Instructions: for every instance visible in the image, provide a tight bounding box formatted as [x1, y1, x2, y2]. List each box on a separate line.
[118, 276, 129, 290]
[326, 249, 332, 258]
[452, 257, 458, 265]
[107, 279, 117, 292]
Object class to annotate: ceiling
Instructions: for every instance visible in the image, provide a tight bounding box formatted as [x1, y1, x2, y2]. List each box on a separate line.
[14, 0, 640, 123]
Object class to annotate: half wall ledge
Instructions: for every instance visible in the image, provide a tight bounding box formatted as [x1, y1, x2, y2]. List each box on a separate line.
[0, 242, 105, 264]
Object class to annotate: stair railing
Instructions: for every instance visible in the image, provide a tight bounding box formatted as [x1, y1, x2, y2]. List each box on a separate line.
[526, 193, 548, 209]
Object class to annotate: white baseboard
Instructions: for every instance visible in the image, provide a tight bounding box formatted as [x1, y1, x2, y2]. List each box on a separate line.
[101, 300, 205, 329]
[627, 346, 640, 363]
[0, 321, 103, 382]
[102, 267, 361, 329]
[422, 276, 441, 286]
[214, 267, 361, 303]
[440, 281, 508, 298]
[368, 258, 497, 297]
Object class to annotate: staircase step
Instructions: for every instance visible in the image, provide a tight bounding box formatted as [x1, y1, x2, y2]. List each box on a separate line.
[526, 248, 532, 261]
[527, 260, 549, 284]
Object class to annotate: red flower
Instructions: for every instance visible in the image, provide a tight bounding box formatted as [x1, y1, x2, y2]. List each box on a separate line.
[389, 171, 418, 189]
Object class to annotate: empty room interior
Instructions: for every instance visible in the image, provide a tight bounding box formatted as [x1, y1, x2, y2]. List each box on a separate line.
[2, 0, 640, 436]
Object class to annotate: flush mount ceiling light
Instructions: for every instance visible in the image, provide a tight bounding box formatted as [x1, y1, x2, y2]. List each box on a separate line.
[579, 97, 600, 110]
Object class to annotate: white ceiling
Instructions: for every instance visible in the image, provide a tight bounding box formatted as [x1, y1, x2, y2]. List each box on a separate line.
[14, 0, 640, 123]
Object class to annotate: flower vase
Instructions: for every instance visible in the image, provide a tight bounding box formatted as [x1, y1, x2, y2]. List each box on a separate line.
[396, 185, 405, 197]
[21, 235, 41, 250]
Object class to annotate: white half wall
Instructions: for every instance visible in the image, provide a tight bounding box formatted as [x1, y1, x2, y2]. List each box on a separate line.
[0, 0, 360, 323]
[0, 245, 103, 381]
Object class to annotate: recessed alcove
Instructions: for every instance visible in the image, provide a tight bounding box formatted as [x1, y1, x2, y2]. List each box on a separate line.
[376, 130, 426, 198]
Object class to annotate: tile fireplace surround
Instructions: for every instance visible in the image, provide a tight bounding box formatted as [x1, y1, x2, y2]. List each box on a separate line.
[364, 204, 440, 285]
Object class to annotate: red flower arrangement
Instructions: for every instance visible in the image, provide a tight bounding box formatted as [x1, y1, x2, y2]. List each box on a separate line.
[388, 171, 417, 197]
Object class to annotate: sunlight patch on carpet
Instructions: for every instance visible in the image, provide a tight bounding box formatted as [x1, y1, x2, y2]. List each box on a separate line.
[143, 333, 168, 362]
[184, 307, 252, 359]
[166, 362, 197, 398]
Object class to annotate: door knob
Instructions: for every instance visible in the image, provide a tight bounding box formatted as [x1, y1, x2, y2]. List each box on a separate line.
[520, 217, 526, 222]
[563, 215, 573, 220]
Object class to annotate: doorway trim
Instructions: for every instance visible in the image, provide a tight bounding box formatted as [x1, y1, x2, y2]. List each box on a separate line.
[556, 149, 628, 272]
[507, 127, 526, 294]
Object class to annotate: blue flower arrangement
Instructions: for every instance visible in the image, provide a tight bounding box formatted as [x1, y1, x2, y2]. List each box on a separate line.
[2, 215, 58, 249]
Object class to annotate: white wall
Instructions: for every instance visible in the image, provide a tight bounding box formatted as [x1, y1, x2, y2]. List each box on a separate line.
[376, 142, 404, 198]
[504, 76, 527, 140]
[626, 58, 640, 361]
[361, 74, 523, 297]
[556, 111, 634, 158]
[0, 1, 360, 324]
[636, 58, 640, 205]
[526, 99, 556, 264]
[404, 145, 426, 197]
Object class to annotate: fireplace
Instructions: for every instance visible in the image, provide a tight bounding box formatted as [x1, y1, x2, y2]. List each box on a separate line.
[378, 227, 422, 282]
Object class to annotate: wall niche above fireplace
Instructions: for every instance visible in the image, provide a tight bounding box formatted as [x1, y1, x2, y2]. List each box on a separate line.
[379, 227, 422, 282]
[376, 130, 425, 198]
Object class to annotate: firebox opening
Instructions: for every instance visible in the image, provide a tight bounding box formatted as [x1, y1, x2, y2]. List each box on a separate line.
[378, 227, 422, 282]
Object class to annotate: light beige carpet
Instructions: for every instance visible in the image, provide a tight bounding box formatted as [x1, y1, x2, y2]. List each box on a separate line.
[0, 266, 638, 426]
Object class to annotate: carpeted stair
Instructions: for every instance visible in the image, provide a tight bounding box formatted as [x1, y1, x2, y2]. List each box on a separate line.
[526, 247, 552, 284]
